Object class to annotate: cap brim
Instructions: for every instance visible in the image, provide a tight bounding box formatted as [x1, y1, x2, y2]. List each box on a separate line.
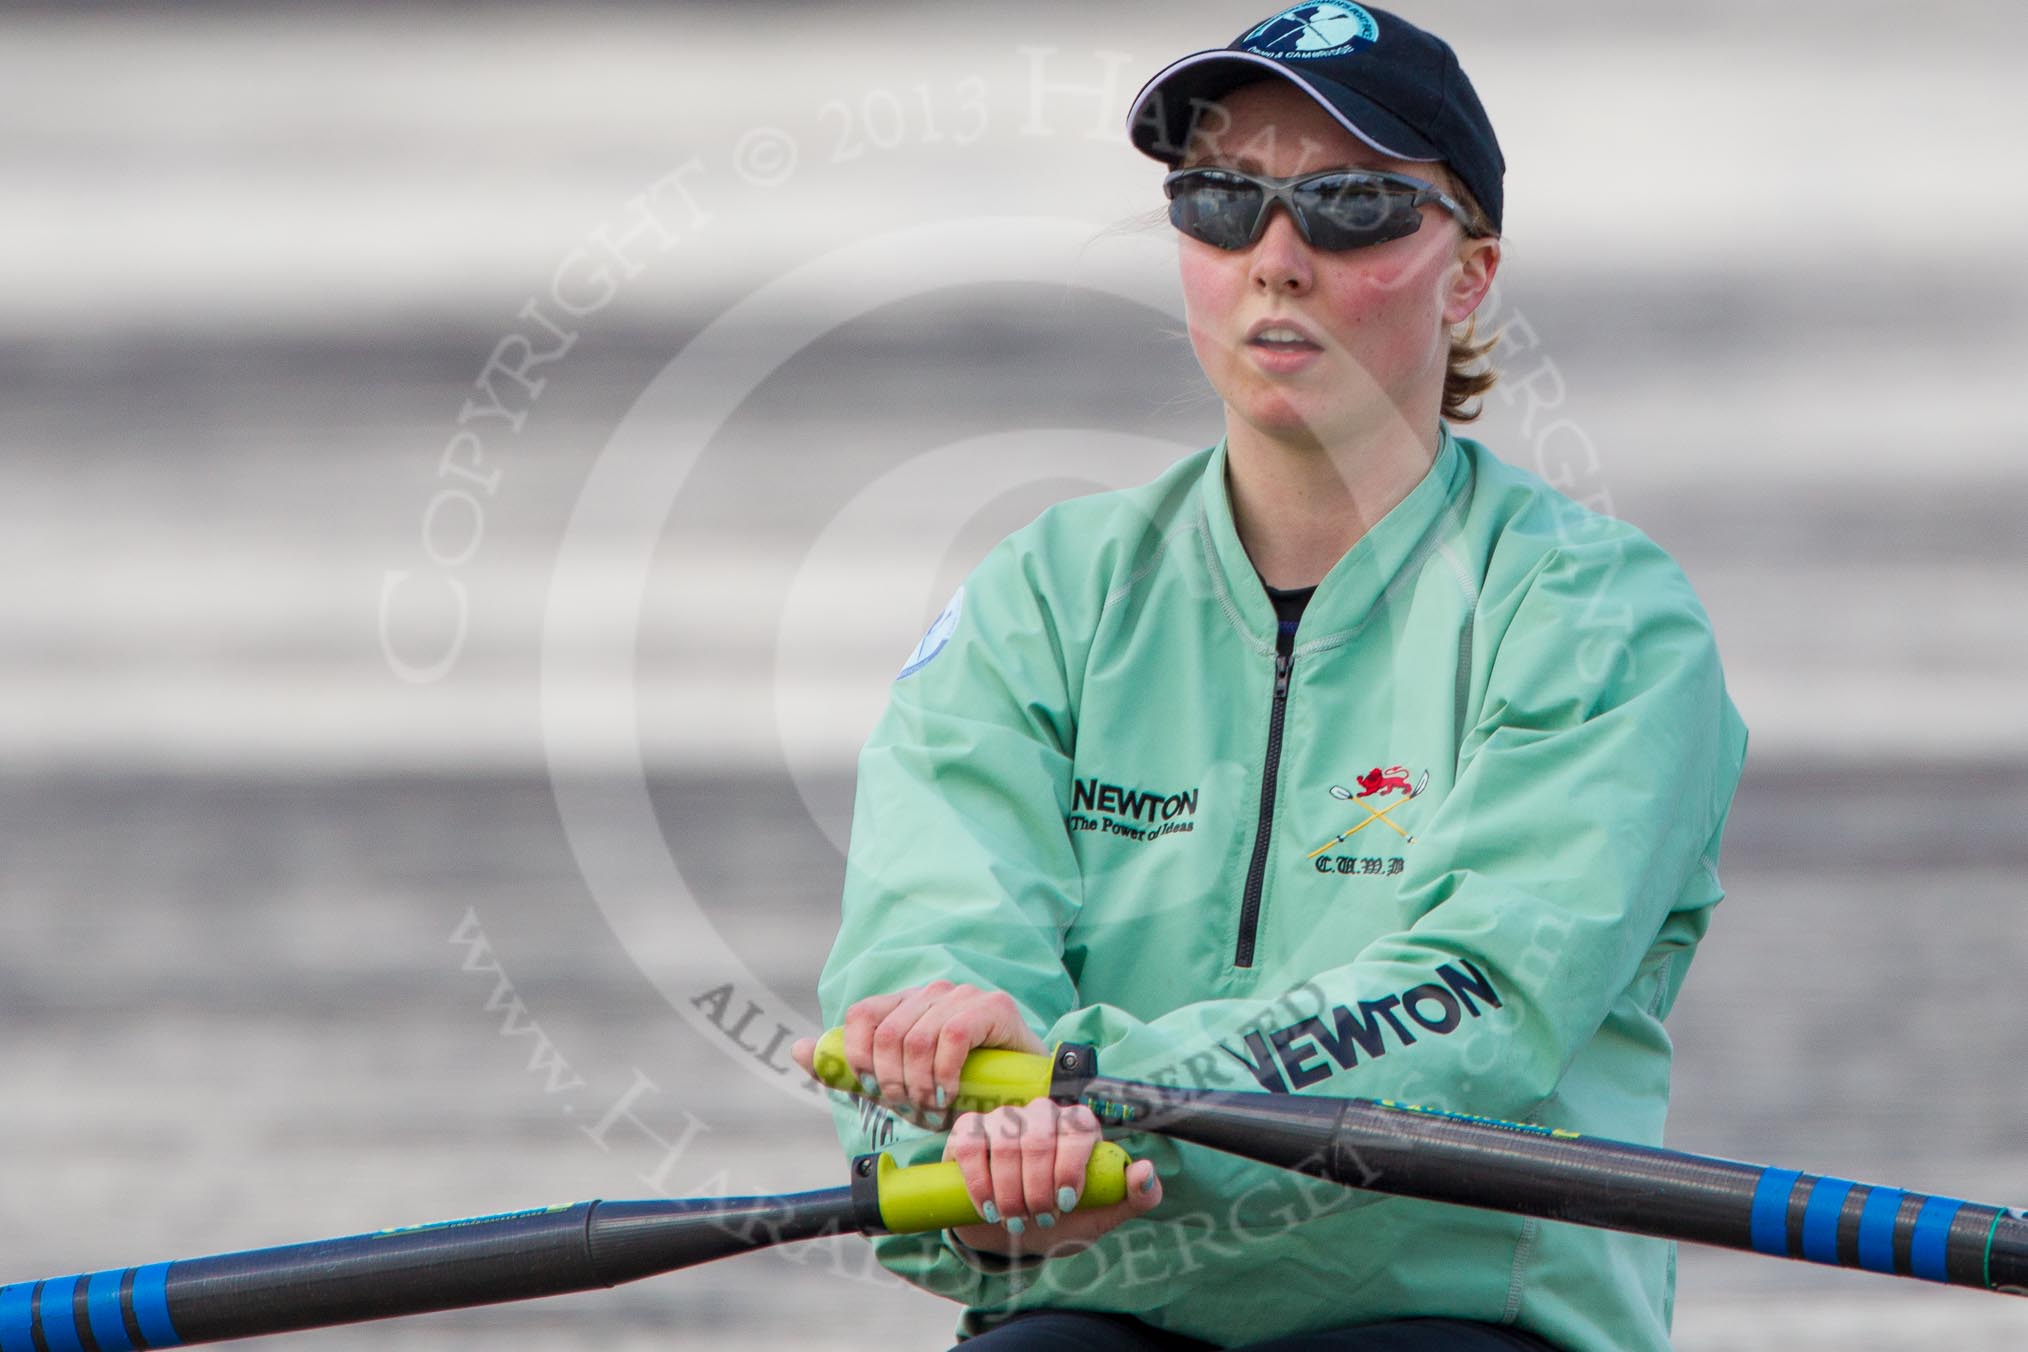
[1126, 50, 1441, 167]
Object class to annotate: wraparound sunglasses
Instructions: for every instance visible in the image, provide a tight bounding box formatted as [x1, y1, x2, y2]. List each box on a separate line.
[1163, 166, 1485, 252]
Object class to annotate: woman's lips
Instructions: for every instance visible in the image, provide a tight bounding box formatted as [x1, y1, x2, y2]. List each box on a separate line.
[1245, 322, 1324, 372]
[1247, 323, 1321, 348]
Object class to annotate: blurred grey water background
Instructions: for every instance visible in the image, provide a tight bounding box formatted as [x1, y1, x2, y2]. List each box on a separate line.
[3, 3, 2026, 1348]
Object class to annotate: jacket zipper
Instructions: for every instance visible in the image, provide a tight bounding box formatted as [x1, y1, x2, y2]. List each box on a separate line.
[1235, 640, 1294, 968]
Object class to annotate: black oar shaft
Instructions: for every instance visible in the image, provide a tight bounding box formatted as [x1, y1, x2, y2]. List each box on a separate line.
[0, 1190, 858, 1349]
[1081, 1075, 2028, 1295]
[0, 1143, 1134, 1348]
[809, 1026, 2028, 1297]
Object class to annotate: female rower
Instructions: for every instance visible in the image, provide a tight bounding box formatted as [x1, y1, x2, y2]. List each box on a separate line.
[795, 6, 1746, 1350]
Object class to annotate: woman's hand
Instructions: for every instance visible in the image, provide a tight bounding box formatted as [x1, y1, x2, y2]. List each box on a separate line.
[945, 1098, 1163, 1259]
[791, 981, 1046, 1125]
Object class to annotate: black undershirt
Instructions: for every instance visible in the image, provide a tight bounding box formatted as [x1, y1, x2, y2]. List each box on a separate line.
[1264, 584, 1316, 650]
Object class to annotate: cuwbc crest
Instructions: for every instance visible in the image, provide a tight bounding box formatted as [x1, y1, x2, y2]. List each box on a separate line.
[1355, 764, 1413, 797]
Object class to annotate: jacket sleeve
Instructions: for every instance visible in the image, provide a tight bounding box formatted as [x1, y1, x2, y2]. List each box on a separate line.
[815, 537, 1089, 1304]
[1044, 531, 1747, 1128]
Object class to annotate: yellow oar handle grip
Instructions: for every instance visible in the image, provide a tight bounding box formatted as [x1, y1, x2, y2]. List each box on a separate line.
[870, 1141, 1131, 1233]
[812, 1025, 1064, 1115]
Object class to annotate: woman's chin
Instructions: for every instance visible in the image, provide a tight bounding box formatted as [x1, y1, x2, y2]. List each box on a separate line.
[1230, 397, 1347, 450]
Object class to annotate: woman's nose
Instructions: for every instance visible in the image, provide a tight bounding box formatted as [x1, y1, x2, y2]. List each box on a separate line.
[1248, 205, 1314, 294]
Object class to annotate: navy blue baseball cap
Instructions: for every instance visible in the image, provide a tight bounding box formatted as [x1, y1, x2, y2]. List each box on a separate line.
[1126, 3, 1505, 233]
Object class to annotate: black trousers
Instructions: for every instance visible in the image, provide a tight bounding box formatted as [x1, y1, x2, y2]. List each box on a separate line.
[955, 1311, 1560, 1350]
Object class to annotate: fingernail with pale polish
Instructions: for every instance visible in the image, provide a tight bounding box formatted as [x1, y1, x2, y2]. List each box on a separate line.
[934, 1086, 947, 1110]
[980, 1201, 1000, 1224]
[1056, 1186, 1077, 1212]
[1140, 1171, 1157, 1193]
[859, 1073, 879, 1098]
[1004, 1217, 1026, 1236]
[1035, 1212, 1055, 1229]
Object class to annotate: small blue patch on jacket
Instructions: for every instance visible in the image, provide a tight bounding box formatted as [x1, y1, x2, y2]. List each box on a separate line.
[898, 587, 965, 680]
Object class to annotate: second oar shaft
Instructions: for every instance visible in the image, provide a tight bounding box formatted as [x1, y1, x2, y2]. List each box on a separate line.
[806, 1027, 2028, 1294]
[1083, 1076, 2028, 1295]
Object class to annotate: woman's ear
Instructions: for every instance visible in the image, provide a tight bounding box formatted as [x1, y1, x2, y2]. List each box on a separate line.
[1444, 235, 1501, 326]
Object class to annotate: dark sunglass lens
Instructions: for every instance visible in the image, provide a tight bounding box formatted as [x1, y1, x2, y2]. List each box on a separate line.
[1167, 173, 1260, 250]
[1300, 178, 1424, 250]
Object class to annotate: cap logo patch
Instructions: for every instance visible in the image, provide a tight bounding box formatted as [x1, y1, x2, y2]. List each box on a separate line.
[1243, 3, 1381, 60]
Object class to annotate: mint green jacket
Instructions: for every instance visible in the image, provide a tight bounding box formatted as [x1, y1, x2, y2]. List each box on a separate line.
[818, 431, 1748, 1352]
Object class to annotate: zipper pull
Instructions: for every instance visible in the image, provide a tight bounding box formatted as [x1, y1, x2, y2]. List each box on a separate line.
[1274, 650, 1292, 700]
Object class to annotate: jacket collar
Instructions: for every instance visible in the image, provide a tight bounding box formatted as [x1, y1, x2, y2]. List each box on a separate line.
[1197, 425, 1471, 655]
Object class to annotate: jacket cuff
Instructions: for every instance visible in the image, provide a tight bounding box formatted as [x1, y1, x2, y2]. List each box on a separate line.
[941, 1228, 1048, 1275]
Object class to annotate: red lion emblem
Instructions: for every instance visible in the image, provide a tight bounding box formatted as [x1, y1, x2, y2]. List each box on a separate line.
[1356, 765, 1413, 798]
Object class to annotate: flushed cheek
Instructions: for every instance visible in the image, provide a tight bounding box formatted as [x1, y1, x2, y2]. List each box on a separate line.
[1179, 274, 1252, 374]
[1177, 255, 1244, 333]
[1321, 260, 1451, 358]
[1327, 246, 1447, 318]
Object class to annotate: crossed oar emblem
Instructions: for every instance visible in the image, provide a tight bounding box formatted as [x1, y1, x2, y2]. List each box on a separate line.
[1306, 768, 1430, 858]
